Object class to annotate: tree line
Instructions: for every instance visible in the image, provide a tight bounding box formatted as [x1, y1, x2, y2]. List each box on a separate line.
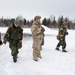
[0, 15, 75, 29]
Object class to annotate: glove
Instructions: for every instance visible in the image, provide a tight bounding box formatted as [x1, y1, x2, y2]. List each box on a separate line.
[37, 27, 42, 34]
[41, 27, 45, 32]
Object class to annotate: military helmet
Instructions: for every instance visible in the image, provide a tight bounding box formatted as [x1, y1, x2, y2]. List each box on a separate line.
[34, 16, 41, 20]
[14, 20, 20, 25]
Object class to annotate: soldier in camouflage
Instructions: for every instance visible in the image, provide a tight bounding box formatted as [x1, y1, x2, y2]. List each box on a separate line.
[3, 20, 23, 62]
[31, 16, 45, 61]
[56, 22, 68, 52]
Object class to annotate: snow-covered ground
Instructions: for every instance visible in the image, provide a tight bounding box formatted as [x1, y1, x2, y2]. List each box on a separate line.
[0, 26, 75, 75]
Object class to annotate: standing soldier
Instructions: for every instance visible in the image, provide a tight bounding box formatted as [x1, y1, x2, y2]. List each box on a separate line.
[56, 22, 68, 52]
[3, 20, 23, 62]
[31, 16, 44, 61]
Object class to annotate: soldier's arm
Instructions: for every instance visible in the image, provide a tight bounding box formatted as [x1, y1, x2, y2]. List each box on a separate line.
[41, 26, 45, 32]
[19, 29, 23, 40]
[31, 25, 37, 36]
[64, 31, 68, 35]
[63, 29, 68, 36]
[3, 27, 11, 43]
[37, 27, 42, 34]
[65, 30, 68, 35]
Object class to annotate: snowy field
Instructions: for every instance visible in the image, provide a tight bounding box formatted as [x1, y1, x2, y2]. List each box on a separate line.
[0, 26, 75, 75]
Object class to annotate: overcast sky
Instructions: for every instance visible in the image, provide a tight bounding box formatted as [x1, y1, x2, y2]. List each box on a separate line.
[0, 0, 75, 20]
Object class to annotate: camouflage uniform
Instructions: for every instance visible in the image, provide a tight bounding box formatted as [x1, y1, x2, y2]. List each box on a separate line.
[56, 22, 68, 52]
[31, 16, 44, 61]
[3, 21, 23, 62]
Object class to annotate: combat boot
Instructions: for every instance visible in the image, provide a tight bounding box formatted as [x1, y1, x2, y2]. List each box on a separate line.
[13, 56, 17, 63]
[34, 59, 38, 61]
[33, 58, 38, 62]
[55, 47, 60, 51]
[62, 49, 67, 52]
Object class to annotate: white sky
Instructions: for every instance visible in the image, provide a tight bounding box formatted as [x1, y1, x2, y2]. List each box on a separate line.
[0, 0, 75, 20]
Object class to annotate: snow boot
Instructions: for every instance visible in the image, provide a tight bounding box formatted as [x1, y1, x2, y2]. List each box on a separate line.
[34, 59, 38, 62]
[13, 56, 17, 63]
[34, 59, 38, 61]
[62, 50, 67, 52]
[55, 47, 60, 51]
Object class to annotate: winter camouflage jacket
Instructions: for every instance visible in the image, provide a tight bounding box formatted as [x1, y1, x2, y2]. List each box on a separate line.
[31, 21, 45, 39]
[57, 26, 68, 41]
[3, 24, 23, 43]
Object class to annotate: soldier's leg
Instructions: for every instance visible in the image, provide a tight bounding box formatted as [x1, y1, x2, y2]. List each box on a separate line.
[9, 40, 19, 62]
[62, 41, 67, 52]
[11, 50, 17, 62]
[37, 39, 42, 58]
[56, 41, 61, 50]
[16, 49, 19, 58]
[33, 49, 38, 61]
[33, 39, 38, 61]
[11, 46, 18, 62]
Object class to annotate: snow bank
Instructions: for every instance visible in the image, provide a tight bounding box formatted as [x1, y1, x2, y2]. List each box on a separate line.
[0, 26, 74, 36]
[0, 27, 31, 34]
[0, 27, 8, 33]
[0, 25, 57, 35]
[42, 25, 58, 35]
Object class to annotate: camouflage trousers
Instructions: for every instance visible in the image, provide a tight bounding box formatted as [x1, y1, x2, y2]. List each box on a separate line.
[9, 40, 19, 57]
[32, 38, 42, 60]
[56, 40, 66, 50]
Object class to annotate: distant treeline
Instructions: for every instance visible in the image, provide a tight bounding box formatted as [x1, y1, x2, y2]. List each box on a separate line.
[0, 15, 75, 29]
